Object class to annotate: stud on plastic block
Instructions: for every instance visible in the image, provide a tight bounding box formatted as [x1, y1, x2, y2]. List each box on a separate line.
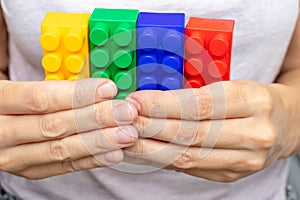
[89, 8, 139, 99]
[40, 13, 90, 80]
[137, 12, 185, 91]
[184, 17, 235, 88]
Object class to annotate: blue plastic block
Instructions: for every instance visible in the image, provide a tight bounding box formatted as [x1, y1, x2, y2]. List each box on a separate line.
[137, 12, 185, 90]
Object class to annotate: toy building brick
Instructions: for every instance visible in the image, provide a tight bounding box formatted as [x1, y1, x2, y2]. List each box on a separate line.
[40, 13, 90, 80]
[137, 12, 185, 90]
[89, 8, 139, 99]
[184, 17, 234, 88]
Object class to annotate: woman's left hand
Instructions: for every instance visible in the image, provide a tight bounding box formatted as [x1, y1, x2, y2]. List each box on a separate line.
[125, 80, 298, 182]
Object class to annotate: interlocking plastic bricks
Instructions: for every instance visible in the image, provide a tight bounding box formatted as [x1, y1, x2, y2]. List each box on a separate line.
[40, 13, 90, 80]
[184, 17, 235, 88]
[89, 8, 139, 99]
[137, 12, 185, 90]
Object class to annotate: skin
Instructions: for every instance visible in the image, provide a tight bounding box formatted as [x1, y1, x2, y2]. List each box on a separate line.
[125, 10, 300, 182]
[0, 5, 8, 79]
[0, 3, 300, 184]
[0, 5, 139, 179]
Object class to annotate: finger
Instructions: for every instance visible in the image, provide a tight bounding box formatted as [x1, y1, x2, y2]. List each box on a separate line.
[0, 100, 138, 146]
[127, 81, 264, 120]
[1, 126, 137, 172]
[134, 116, 272, 149]
[18, 150, 124, 179]
[124, 154, 165, 168]
[173, 168, 251, 183]
[124, 156, 248, 182]
[125, 139, 264, 172]
[0, 78, 117, 115]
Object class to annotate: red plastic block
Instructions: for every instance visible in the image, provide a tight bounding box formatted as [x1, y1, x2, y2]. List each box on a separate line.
[184, 17, 235, 88]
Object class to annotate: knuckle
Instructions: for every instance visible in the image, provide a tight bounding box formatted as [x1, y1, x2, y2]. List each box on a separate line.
[72, 80, 95, 108]
[235, 156, 265, 172]
[25, 84, 49, 113]
[220, 171, 242, 183]
[131, 139, 147, 156]
[260, 125, 277, 149]
[251, 123, 277, 149]
[247, 84, 273, 114]
[259, 89, 273, 114]
[135, 117, 165, 138]
[40, 114, 67, 138]
[73, 87, 87, 107]
[135, 140, 146, 155]
[94, 103, 107, 128]
[176, 132, 194, 146]
[245, 157, 265, 171]
[87, 156, 104, 167]
[149, 105, 167, 119]
[92, 130, 111, 151]
[134, 117, 149, 137]
[176, 122, 201, 146]
[49, 139, 72, 162]
[172, 149, 196, 169]
[62, 160, 81, 173]
[146, 91, 167, 118]
[193, 95, 212, 120]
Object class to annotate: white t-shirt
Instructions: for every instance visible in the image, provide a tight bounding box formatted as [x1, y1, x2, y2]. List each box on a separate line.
[1, 0, 299, 199]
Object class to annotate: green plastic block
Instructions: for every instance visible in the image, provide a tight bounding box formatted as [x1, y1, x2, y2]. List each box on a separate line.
[89, 8, 139, 99]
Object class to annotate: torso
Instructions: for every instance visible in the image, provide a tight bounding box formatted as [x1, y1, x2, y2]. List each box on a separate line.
[1, 0, 299, 199]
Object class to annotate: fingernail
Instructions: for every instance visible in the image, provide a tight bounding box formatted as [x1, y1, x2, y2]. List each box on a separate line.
[113, 102, 137, 123]
[97, 81, 117, 99]
[126, 97, 141, 112]
[114, 126, 138, 144]
[103, 150, 124, 163]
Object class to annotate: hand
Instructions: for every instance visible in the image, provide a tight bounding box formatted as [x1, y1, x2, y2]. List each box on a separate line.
[125, 80, 296, 182]
[0, 79, 138, 179]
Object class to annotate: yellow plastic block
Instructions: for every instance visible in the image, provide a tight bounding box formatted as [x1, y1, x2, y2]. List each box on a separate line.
[40, 13, 91, 80]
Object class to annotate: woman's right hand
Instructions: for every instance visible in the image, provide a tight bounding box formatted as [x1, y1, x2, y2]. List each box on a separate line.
[0, 78, 138, 179]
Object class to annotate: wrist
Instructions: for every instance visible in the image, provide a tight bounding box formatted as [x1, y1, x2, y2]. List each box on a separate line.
[267, 83, 300, 157]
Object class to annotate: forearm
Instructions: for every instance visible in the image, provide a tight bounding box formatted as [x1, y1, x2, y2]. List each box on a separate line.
[272, 69, 300, 156]
[277, 12, 300, 88]
[271, 14, 300, 156]
[0, 4, 8, 80]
